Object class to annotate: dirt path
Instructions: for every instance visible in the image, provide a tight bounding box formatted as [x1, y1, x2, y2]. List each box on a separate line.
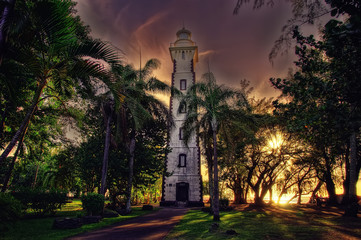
[67, 208, 188, 240]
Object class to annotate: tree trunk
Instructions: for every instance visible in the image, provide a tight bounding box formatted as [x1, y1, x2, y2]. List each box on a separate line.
[32, 163, 39, 189]
[269, 188, 273, 204]
[323, 153, 337, 205]
[1, 128, 27, 192]
[211, 119, 220, 221]
[233, 188, 241, 204]
[244, 185, 249, 203]
[343, 145, 350, 204]
[287, 193, 298, 204]
[125, 131, 136, 214]
[204, 135, 213, 208]
[252, 184, 264, 205]
[277, 190, 285, 204]
[207, 156, 213, 206]
[233, 177, 245, 204]
[100, 115, 112, 195]
[297, 184, 302, 204]
[259, 185, 270, 204]
[308, 180, 323, 204]
[0, 79, 47, 164]
[254, 194, 264, 205]
[325, 172, 337, 204]
[345, 130, 358, 217]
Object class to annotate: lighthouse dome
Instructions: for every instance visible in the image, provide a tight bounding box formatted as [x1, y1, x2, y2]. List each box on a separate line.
[174, 27, 195, 47]
[176, 27, 191, 40]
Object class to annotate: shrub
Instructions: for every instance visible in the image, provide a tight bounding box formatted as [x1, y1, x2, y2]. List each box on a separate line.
[81, 193, 104, 216]
[0, 193, 22, 231]
[201, 207, 212, 213]
[103, 208, 119, 218]
[11, 188, 67, 216]
[142, 204, 153, 210]
[219, 198, 233, 211]
[220, 198, 229, 208]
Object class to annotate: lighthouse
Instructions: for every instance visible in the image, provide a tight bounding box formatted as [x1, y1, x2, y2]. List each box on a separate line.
[161, 28, 203, 207]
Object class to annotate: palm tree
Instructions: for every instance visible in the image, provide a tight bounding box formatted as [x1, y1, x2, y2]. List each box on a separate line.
[99, 99, 114, 195]
[0, 0, 119, 165]
[107, 59, 171, 213]
[0, 0, 16, 64]
[180, 71, 246, 221]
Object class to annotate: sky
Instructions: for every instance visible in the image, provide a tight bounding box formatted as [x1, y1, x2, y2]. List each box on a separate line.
[74, 1, 360, 194]
[74, 0, 322, 100]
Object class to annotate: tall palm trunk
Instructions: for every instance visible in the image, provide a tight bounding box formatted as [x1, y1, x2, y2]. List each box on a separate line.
[345, 129, 358, 217]
[100, 114, 112, 195]
[1, 125, 27, 192]
[126, 130, 136, 213]
[211, 118, 220, 221]
[204, 137, 213, 208]
[0, 79, 47, 165]
[207, 155, 213, 207]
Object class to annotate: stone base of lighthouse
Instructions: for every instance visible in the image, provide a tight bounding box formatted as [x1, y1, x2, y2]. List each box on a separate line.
[160, 147, 204, 207]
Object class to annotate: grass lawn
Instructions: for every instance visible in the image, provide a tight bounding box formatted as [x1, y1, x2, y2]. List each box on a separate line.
[166, 204, 361, 240]
[0, 199, 156, 240]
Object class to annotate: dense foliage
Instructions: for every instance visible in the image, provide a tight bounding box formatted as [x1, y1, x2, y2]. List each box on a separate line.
[0, 192, 22, 230]
[81, 193, 105, 216]
[269, 0, 361, 215]
[11, 188, 67, 216]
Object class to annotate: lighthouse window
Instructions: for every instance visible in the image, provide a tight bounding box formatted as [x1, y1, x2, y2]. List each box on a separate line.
[180, 79, 187, 90]
[179, 128, 184, 140]
[179, 103, 187, 113]
[180, 33, 188, 39]
[179, 154, 186, 167]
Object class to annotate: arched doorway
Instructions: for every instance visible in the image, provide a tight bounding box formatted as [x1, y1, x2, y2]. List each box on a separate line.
[176, 182, 189, 202]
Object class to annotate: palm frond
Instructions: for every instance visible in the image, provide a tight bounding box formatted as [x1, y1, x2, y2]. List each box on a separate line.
[141, 58, 160, 78]
[146, 77, 171, 93]
[126, 96, 152, 130]
[33, 0, 78, 48]
[71, 39, 120, 64]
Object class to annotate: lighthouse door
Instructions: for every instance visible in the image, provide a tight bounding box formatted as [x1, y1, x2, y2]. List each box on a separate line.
[176, 182, 189, 202]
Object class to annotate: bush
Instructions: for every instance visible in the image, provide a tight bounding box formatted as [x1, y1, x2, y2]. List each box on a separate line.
[81, 193, 104, 216]
[220, 198, 229, 208]
[103, 208, 119, 218]
[201, 207, 212, 213]
[11, 188, 67, 216]
[219, 198, 233, 211]
[142, 204, 153, 211]
[0, 193, 22, 231]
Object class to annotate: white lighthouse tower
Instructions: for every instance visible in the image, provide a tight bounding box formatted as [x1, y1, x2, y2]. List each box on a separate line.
[161, 28, 203, 207]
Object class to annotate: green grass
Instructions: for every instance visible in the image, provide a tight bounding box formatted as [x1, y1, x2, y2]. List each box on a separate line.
[165, 206, 360, 240]
[0, 200, 155, 240]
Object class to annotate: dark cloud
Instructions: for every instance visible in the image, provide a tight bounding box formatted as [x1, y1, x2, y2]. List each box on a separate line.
[75, 0, 309, 98]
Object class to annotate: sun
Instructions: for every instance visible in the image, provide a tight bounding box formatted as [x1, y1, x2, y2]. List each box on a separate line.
[265, 132, 284, 152]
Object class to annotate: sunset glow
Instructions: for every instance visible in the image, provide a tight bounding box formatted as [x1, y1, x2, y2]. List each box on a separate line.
[74, 0, 307, 99]
[267, 133, 283, 150]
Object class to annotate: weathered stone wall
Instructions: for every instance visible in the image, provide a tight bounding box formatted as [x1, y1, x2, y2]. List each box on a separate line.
[163, 146, 201, 201]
